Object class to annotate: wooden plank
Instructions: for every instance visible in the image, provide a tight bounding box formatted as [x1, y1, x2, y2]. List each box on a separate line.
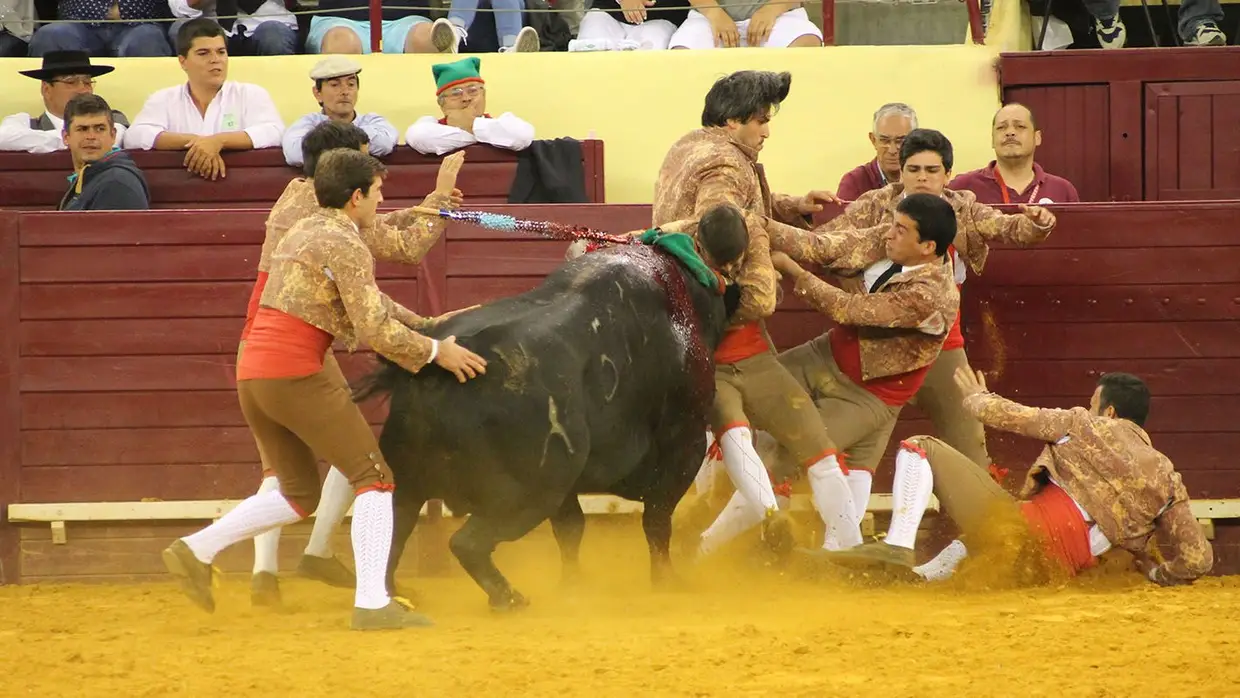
[963, 202, 1240, 248]
[19, 210, 267, 246]
[1153, 89, 1180, 200]
[19, 463, 261, 503]
[444, 275, 546, 309]
[446, 240, 568, 277]
[20, 354, 237, 392]
[19, 245, 259, 283]
[21, 318, 244, 356]
[0, 213, 21, 583]
[23, 281, 250, 320]
[22, 426, 263, 466]
[961, 285, 1240, 323]
[1213, 93, 1240, 190]
[979, 358, 1240, 397]
[1177, 94, 1215, 193]
[960, 321, 1240, 360]
[999, 47, 1240, 87]
[977, 247, 1240, 286]
[1109, 80, 1143, 202]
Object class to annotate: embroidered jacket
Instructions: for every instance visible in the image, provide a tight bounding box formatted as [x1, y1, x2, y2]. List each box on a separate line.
[261, 207, 435, 373]
[790, 258, 959, 380]
[651, 127, 808, 324]
[259, 177, 451, 273]
[962, 392, 1214, 586]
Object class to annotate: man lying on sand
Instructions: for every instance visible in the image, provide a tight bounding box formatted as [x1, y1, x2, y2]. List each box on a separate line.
[817, 367, 1214, 586]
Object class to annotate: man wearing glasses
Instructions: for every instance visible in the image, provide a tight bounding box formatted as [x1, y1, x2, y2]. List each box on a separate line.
[0, 50, 129, 153]
[836, 102, 917, 203]
[405, 56, 534, 156]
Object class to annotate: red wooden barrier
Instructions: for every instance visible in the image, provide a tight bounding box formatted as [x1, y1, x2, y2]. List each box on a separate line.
[0, 141, 607, 211]
[2, 200, 1240, 582]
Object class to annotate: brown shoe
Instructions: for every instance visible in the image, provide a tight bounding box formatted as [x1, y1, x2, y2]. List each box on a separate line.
[162, 540, 216, 613]
[251, 571, 282, 608]
[297, 554, 356, 588]
[760, 509, 796, 558]
[351, 601, 435, 631]
[826, 542, 920, 581]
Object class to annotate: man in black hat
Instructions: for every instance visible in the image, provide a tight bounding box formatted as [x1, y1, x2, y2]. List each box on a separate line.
[27, 0, 173, 57]
[0, 50, 130, 154]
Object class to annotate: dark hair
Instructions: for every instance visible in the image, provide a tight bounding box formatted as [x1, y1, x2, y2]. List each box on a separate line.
[176, 18, 226, 56]
[895, 193, 956, 256]
[316, 75, 361, 93]
[899, 128, 954, 172]
[62, 93, 113, 132]
[994, 102, 1038, 131]
[701, 71, 791, 128]
[698, 204, 748, 267]
[302, 121, 371, 178]
[1097, 372, 1150, 426]
[314, 149, 386, 209]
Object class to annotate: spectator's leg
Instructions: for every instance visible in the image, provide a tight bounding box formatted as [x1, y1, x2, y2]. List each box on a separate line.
[29, 22, 107, 56]
[307, 17, 369, 53]
[448, 0, 480, 34]
[393, 16, 440, 53]
[0, 31, 28, 57]
[1177, 0, 1226, 44]
[629, 18, 676, 49]
[491, 0, 528, 49]
[248, 20, 299, 55]
[667, 10, 716, 48]
[571, 11, 628, 50]
[114, 22, 175, 56]
[762, 7, 823, 47]
[1080, 0, 1125, 48]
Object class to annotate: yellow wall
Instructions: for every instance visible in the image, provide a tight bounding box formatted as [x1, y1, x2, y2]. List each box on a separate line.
[0, 45, 1002, 203]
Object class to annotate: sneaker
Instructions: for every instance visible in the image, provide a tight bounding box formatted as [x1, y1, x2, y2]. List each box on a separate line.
[1186, 21, 1226, 46]
[430, 18, 462, 53]
[502, 26, 540, 53]
[352, 601, 435, 630]
[1094, 16, 1126, 49]
[296, 553, 357, 588]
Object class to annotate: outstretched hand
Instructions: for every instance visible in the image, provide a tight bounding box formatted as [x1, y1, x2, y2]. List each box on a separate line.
[435, 335, 487, 383]
[952, 366, 989, 398]
[796, 190, 841, 215]
[1019, 203, 1055, 228]
[435, 151, 466, 197]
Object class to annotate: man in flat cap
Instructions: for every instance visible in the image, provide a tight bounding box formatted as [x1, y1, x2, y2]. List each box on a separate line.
[0, 50, 130, 153]
[282, 56, 399, 167]
[405, 56, 534, 156]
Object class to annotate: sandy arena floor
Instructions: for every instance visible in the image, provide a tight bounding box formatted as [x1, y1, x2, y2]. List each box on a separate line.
[1, 519, 1238, 698]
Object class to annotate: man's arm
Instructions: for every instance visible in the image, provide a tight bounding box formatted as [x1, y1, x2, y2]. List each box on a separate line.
[359, 113, 399, 158]
[357, 193, 451, 264]
[771, 222, 887, 271]
[960, 391, 1076, 443]
[0, 113, 63, 153]
[281, 114, 323, 167]
[1147, 499, 1214, 586]
[123, 92, 175, 150]
[788, 269, 952, 333]
[406, 116, 476, 156]
[473, 113, 534, 151]
[239, 85, 285, 149]
[696, 161, 777, 322]
[962, 199, 1054, 248]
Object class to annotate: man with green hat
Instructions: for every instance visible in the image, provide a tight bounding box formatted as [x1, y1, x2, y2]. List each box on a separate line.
[405, 56, 534, 156]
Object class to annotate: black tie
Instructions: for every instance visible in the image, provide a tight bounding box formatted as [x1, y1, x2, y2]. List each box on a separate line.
[869, 263, 903, 293]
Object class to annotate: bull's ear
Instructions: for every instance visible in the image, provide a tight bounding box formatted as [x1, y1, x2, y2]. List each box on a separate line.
[723, 283, 741, 319]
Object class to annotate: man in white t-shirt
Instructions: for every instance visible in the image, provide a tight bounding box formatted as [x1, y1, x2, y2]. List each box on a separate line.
[124, 18, 285, 180]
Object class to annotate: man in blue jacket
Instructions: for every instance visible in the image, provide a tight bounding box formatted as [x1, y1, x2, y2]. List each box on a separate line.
[58, 93, 150, 211]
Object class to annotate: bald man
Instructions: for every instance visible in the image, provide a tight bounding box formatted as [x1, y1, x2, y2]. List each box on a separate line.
[949, 103, 1079, 205]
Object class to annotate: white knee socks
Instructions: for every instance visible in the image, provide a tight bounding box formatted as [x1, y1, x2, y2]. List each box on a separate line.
[808, 454, 861, 550]
[884, 445, 935, 550]
[717, 427, 779, 513]
[184, 489, 302, 564]
[847, 469, 873, 520]
[305, 466, 354, 558]
[694, 431, 718, 498]
[351, 489, 395, 610]
[251, 476, 283, 574]
[697, 489, 766, 556]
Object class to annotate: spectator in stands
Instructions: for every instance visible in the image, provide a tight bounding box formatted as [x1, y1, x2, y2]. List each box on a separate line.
[837, 102, 917, 202]
[27, 0, 174, 57]
[167, 0, 299, 56]
[282, 57, 398, 167]
[949, 103, 1080, 204]
[306, 0, 457, 54]
[406, 57, 534, 156]
[0, 51, 129, 154]
[569, 0, 690, 51]
[58, 94, 149, 211]
[434, 1, 541, 52]
[667, 0, 821, 48]
[125, 19, 284, 181]
[1084, 0, 1224, 47]
[0, 0, 34, 56]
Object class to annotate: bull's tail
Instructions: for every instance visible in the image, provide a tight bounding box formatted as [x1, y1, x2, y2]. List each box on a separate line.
[350, 354, 405, 404]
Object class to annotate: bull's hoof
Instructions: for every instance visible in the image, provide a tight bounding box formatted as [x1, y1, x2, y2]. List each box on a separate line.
[489, 589, 530, 612]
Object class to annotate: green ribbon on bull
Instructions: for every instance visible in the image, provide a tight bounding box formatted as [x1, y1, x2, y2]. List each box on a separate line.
[637, 229, 723, 294]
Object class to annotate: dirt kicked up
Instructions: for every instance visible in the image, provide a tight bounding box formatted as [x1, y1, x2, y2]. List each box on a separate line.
[1, 518, 1238, 698]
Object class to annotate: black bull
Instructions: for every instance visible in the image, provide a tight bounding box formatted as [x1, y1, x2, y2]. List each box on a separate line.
[352, 244, 739, 609]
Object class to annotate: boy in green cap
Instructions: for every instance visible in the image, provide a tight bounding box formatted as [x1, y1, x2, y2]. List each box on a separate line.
[405, 56, 535, 156]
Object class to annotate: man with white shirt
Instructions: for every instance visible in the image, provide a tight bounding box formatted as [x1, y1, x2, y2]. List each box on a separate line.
[406, 57, 534, 156]
[125, 19, 284, 181]
[166, 0, 298, 56]
[282, 57, 398, 167]
[0, 51, 129, 154]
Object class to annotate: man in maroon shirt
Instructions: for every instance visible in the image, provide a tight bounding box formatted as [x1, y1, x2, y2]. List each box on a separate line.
[836, 103, 917, 202]
[949, 103, 1080, 205]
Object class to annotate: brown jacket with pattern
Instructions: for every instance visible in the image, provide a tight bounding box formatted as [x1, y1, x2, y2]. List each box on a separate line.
[963, 392, 1213, 586]
[652, 127, 810, 325]
[790, 256, 959, 380]
[812, 183, 1053, 279]
[260, 177, 451, 272]
[261, 207, 436, 374]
